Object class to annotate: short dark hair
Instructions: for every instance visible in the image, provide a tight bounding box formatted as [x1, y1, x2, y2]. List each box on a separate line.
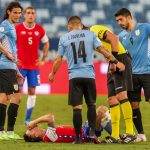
[3, 1, 23, 20]
[115, 8, 132, 18]
[24, 133, 42, 142]
[68, 16, 81, 24]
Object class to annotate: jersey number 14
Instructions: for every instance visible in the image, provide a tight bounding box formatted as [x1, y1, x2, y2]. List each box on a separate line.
[71, 41, 87, 64]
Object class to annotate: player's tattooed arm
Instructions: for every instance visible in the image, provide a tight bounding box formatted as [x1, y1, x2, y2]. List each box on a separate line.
[96, 46, 118, 63]
[96, 46, 125, 71]
[103, 31, 119, 53]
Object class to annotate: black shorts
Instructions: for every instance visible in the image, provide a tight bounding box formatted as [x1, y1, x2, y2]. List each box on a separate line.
[128, 74, 150, 102]
[68, 78, 96, 106]
[107, 53, 133, 97]
[0, 69, 19, 94]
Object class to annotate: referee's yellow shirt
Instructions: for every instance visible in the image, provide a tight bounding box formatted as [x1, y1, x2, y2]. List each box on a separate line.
[90, 25, 127, 55]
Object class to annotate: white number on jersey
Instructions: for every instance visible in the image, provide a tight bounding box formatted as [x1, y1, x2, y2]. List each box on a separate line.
[28, 37, 33, 45]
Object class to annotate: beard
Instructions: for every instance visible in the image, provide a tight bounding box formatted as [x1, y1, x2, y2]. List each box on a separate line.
[121, 22, 130, 30]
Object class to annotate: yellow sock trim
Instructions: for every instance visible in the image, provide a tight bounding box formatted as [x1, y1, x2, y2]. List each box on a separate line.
[120, 101, 134, 134]
[110, 104, 120, 139]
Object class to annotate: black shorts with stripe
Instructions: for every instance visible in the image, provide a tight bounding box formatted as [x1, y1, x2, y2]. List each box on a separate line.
[0, 69, 19, 94]
[68, 78, 96, 106]
[128, 74, 150, 102]
[107, 53, 133, 97]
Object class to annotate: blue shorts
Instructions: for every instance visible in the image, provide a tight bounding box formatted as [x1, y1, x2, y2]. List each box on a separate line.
[19, 68, 40, 87]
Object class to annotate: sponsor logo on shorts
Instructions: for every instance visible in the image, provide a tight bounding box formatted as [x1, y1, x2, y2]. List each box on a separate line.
[115, 86, 123, 90]
[14, 84, 18, 91]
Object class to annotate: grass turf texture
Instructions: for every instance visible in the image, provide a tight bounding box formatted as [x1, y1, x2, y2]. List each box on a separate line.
[0, 95, 149, 150]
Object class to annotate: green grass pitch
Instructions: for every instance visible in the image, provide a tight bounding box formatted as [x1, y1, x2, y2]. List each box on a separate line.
[0, 95, 149, 150]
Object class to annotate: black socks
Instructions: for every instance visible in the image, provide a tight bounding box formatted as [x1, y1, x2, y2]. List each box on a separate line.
[133, 108, 144, 134]
[7, 103, 19, 131]
[0, 104, 7, 131]
[87, 104, 96, 136]
[73, 109, 82, 138]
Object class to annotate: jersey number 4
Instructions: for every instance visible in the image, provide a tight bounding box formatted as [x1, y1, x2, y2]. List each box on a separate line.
[71, 41, 87, 64]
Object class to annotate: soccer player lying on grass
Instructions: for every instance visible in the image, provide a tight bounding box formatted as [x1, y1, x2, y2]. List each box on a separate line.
[24, 105, 111, 143]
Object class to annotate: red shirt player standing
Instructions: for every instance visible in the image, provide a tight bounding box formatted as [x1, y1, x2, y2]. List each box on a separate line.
[15, 7, 49, 124]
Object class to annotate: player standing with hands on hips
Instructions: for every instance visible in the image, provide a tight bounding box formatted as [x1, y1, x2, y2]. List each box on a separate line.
[0, 1, 23, 140]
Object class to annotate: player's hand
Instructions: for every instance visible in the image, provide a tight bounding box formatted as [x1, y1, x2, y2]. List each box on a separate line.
[49, 72, 55, 83]
[6, 52, 16, 62]
[109, 63, 116, 73]
[27, 121, 37, 130]
[17, 59, 22, 66]
[35, 59, 45, 66]
[116, 62, 125, 71]
[17, 71, 24, 84]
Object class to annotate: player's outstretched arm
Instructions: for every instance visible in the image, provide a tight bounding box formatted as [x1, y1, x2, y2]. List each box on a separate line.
[27, 114, 55, 130]
[96, 46, 125, 71]
[49, 56, 62, 82]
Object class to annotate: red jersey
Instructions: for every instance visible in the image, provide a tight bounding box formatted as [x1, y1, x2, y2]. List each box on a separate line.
[15, 23, 48, 70]
[43, 126, 86, 143]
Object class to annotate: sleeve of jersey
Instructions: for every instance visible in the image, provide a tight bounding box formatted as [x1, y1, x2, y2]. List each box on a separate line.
[57, 38, 65, 56]
[90, 26, 107, 40]
[40, 26, 49, 43]
[146, 23, 150, 34]
[93, 33, 102, 49]
[101, 110, 112, 135]
[41, 33, 49, 43]
[43, 127, 58, 142]
[0, 25, 6, 39]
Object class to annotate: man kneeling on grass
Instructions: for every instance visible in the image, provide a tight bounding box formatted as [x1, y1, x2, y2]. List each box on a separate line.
[24, 105, 111, 144]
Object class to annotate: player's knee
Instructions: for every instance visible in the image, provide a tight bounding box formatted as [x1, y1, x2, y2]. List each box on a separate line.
[116, 91, 128, 100]
[10, 93, 21, 104]
[87, 103, 96, 109]
[108, 96, 118, 105]
[73, 105, 82, 110]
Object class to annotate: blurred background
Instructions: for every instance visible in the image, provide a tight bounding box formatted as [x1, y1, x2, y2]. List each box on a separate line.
[1, 0, 150, 60]
[0, 0, 149, 94]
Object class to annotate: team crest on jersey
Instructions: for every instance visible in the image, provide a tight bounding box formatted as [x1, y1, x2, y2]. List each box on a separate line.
[0, 27, 4, 32]
[135, 29, 140, 36]
[123, 36, 127, 40]
[21, 31, 26, 35]
[34, 31, 39, 36]
[13, 84, 18, 91]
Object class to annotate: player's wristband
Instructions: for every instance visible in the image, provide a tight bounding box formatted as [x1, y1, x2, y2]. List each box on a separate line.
[112, 52, 118, 57]
[109, 59, 118, 64]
